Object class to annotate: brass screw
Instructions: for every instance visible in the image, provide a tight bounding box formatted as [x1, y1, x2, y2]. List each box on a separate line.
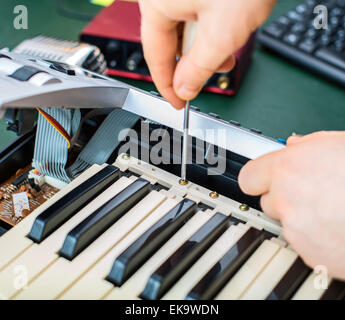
[179, 179, 188, 186]
[209, 191, 219, 199]
[239, 204, 249, 211]
[122, 153, 130, 160]
[217, 75, 230, 90]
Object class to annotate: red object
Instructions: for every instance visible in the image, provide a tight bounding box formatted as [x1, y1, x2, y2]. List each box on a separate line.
[81, 0, 255, 96]
[82, 1, 141, 43]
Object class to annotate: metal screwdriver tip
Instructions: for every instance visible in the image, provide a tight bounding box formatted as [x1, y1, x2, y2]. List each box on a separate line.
[181, 100, 190, 182]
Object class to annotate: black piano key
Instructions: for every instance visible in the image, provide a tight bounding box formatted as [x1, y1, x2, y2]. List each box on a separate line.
[186, 228, 269, 300]
[28, 165, 120, 243]
[59, 178, 151, 260]
[266, 257, 311, 300]
[320, 280, 345, 300]
[140, 213, 230, 300]
[107, 199, 197, 286]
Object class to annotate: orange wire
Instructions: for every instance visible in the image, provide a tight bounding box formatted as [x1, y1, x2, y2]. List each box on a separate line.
[36, 107, 71, 149]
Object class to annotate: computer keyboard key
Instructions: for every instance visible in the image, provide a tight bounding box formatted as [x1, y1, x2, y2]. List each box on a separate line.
[323, 26, 336, 36]
[305, 0, 316, 7]
[263, 24, 286, 38]
[334, 40, 345, 52]
[266, 257, 311, 300]
[278, 16, 291, 26]
[299, 40, 318, 53]
[186, 228, 269, 300]
[336, 29, 345, 40]
[305, 28, 319, 40]
[330, 7, 344, 17]
[296, 4, 308, 15]
[315, 48, 345, 70]
[59, 178, 151, 260]
[107, 198, 198, 286]
[330, 16, 340, 27]
[319, 35, 333, 46]
[140, 213, 230, 300]
[28, 165, 120, 243]
[291, 23, 307, 34]
[287, 10, 303, 22]
[283, 33, 300, 46]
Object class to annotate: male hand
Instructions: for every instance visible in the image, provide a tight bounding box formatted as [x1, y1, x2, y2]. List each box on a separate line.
[138, 0, 276, 108]
[238, 131, 345, 280]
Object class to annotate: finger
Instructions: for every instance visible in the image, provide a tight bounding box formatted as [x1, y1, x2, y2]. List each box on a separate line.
[286, 131, 331, 146]
[148, 0, 197, 21]
[286, 135, 303, 146]
[173, 8, 255, 101]
[260, 193, 280, 220]
[139, 2, 184, 109]
[238, 152, 280, 196]
[173, 24, 232, 100]
[216, 55, 236, 73]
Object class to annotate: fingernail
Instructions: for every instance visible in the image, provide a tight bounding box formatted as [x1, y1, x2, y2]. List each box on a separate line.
[176, 84, 200, 100]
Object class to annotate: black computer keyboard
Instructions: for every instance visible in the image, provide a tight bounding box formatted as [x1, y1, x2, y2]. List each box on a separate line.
[257, 0, 345, 86]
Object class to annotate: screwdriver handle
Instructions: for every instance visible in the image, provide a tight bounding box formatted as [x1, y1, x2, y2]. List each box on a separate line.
[182, 21, 198, 55]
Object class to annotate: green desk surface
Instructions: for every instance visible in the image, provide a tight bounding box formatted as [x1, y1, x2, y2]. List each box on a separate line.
[0, 0, 344, 151]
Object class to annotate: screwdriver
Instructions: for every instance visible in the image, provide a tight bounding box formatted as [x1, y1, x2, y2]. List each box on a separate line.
[181, 99, 190, 183]
[180, 21, 198, 184]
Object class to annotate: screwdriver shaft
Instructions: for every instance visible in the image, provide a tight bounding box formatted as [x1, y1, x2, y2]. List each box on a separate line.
[181, 100, 190, 182]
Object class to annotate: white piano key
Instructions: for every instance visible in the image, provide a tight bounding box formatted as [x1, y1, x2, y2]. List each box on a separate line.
[240, 247, 298, 300]
[292, 272, 331, 300]
[104, 209, 216, 300]
[0, 164, 105, 272]
[0, 176, 133, 299]
[14, 189, 170, 300]
[59, 196, 180, 300]
[162, 223, 249, 300]
[215, 239, 283, 300]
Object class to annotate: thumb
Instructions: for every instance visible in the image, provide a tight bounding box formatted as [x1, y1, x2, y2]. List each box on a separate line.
[286, 134, 303, 146]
